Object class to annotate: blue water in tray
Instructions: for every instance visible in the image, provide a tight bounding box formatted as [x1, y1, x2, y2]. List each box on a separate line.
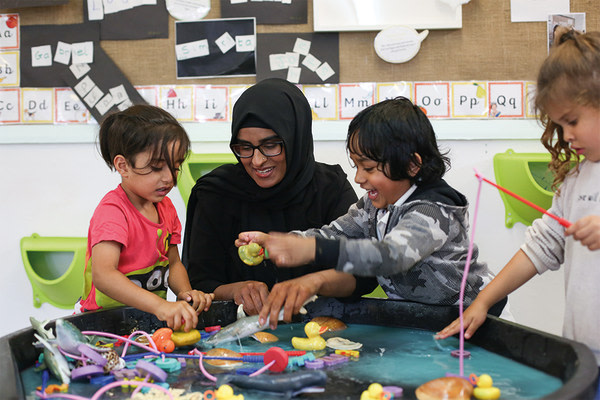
[21, 323, 562, 399]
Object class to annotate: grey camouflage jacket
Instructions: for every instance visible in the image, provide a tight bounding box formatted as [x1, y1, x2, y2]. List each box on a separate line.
[303, 180, 494, 306]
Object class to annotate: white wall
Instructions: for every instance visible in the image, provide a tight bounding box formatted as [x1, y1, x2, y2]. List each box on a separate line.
[0, 124, 565, 339]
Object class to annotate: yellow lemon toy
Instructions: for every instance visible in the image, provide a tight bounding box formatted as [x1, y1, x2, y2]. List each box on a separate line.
[171, 329, 201, 347]
[473, 374, 501, 400]
[291, 321, 327, 351]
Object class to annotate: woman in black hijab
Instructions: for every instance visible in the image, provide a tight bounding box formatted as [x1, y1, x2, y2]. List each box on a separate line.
[183, 78, 376, 315]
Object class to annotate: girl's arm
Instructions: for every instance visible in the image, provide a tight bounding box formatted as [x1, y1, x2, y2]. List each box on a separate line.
[435, 249, 538, 339]
[167, 245, 213, 313]
[91, 241, 198, 331]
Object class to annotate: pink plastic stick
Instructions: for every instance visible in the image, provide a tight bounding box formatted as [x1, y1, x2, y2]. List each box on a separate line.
[473, 169, 572, 228]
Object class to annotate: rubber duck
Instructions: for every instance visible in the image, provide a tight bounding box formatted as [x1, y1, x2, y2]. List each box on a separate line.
[292, 321, 327, 351]
[473, 374, 501, 400]
[238, 243, 265, 266]
[360, 383, 383, 400]
[216, 384, 244, 400]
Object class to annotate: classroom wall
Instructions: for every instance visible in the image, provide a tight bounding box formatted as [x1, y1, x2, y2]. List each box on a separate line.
[0, 136, 565, 339]
[2, 0, 586, 338]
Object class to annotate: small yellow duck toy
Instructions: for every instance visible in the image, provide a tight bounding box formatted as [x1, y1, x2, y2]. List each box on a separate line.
[216, 384, 244, 400]
[238, 243, 266, 266]
[473, 374, 501, 400]
[360, 383, 383, 400]
[291, 321, 327, 351]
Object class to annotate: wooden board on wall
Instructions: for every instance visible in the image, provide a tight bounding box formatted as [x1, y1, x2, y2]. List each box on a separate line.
[3, 0, 599, 86]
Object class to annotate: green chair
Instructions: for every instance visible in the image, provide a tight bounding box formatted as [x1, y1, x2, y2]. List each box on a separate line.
[20, 233, 87, 309]
[493, 149, 554, 228]
[178, 152, 237, 207]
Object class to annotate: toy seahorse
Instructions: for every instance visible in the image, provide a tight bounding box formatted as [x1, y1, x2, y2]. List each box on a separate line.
[238, 243, 267, 266]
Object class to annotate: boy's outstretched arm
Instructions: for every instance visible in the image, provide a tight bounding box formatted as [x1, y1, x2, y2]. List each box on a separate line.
[565, 215, 600, 250]
[435, 249, 538, 340]
[237, 231, 316, 267]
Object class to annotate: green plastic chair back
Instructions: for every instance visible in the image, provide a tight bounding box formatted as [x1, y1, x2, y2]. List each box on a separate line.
[177, 152, 237, 207]
[493, 149, 554, 228]
[20, 233, 87, 309]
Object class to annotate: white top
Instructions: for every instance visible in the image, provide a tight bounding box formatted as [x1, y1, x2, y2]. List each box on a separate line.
[522, 160, 600, 364]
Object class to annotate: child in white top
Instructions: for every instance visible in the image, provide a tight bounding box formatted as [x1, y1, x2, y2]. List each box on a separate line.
[437, 29, 600, 370]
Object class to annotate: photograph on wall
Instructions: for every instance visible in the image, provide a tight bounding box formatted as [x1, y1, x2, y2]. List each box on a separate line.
[256, 32, 339, 84]
[175, 18, 256, 79]
[220, 0, 307, 25]
[547, 13, 586, 51]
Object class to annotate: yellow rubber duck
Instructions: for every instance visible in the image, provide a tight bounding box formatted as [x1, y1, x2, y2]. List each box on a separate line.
[473, 374, 501, 400]
[291, 321, 327, 351]
[238, 243, 265, 266]
[216, 384, 244, 400]
[360, 383, 383, 400]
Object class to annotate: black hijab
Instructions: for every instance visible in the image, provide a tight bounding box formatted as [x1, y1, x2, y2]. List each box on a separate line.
[192, 78, 316, 209]
[182, 79, 370, 294]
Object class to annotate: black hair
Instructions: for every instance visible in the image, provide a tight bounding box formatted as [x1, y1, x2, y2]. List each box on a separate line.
[98, 105, 190, 184]
[346, 97, 450, 185]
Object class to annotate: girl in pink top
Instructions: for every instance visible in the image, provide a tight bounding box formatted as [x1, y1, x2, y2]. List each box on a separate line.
[79, 105, 213, 332]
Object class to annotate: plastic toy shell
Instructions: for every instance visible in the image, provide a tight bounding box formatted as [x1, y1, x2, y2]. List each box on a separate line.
[310, 316, 347, 332]
[252, 331, 279, 343]
[415, 377, 473, 400]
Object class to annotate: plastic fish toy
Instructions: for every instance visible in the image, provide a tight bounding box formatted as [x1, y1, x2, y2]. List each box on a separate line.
[217, 370, 327, 398]
[30, 317, 55, 341]
[55, 319, 106, 355]
[202, 314, 268, 348]
[33, 333, 70, 384]
[202, 296, 318, 348]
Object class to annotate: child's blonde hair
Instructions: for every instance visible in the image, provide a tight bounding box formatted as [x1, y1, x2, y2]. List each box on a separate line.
[535, 28, 600, 190]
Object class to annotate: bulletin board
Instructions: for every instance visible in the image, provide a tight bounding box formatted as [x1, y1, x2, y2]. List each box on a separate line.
[3, 0, 598, 87]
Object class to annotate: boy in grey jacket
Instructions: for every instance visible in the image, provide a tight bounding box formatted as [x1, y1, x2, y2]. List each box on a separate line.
[237, 97, 502, 328]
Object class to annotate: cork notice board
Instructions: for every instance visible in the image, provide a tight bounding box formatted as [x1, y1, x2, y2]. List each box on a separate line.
[3, 0, 599, 86]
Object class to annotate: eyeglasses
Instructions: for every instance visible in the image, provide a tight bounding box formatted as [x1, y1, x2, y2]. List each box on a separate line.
[230, 140, 284, 158]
